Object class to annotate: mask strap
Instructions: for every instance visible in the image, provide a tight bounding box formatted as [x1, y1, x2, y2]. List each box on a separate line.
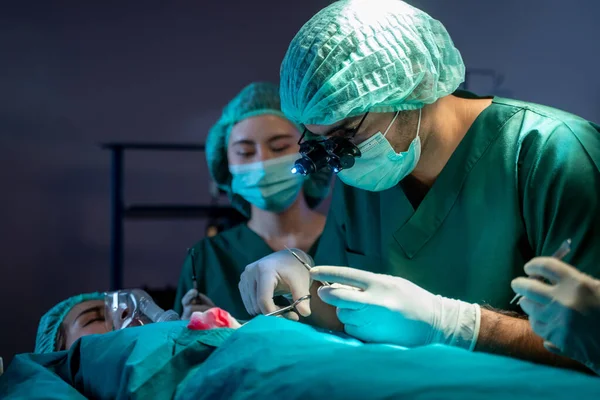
[383, 111, 400, 137]
[416, 108, 422, 138]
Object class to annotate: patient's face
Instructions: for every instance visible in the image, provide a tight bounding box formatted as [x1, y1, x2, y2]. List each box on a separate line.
[62, 300, 109, 350]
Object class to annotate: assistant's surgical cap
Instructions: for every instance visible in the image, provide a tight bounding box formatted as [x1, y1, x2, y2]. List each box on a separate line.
[35, 292, 104, 354]
[280, 0, 465, 126]
[206, 82, 331, 217]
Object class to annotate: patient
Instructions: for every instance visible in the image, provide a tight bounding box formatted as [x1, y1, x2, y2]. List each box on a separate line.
[34, 290, 259, 357]
[35, 292, 107, 354]
[4, 311, 599, 399]
[34, 286, 343, 355]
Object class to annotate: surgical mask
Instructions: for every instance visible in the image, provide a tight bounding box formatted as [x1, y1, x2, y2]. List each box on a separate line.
[104, 289, 179, 331]
[229, 153, 305, 212]
[338, 109, 422, 192]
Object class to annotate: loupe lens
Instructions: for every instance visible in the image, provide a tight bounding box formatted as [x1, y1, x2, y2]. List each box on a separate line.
[328, 157, 342, 173]
[292, 157, 314, 176]
[338, 154, 356, 169]
[324, 137, 360, 173]
[296, 140, 330, 176]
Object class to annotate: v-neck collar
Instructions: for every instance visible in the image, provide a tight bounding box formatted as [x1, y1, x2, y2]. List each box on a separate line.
[392, 95, 522, 258]
[228, 224, 274, 257]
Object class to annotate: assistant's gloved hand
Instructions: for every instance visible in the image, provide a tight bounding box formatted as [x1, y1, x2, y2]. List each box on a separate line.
[511, 257, 600, 374]
[239, 249, 314, 320]
[311, 266, 481, 350]
[181, 289, 216, 320]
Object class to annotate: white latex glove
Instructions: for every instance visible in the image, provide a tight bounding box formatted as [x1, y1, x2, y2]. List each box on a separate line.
[511, 257, 600, 374]
[239, 249, 313, 320]
[181, 289, 216, 320]
[311, 266, 481, 350]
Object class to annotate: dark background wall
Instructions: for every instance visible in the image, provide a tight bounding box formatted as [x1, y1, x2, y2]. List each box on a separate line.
[1, 0, 598, 365]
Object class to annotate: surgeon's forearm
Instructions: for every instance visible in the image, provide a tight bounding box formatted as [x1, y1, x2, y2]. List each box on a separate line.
[475, 308, 592, 373]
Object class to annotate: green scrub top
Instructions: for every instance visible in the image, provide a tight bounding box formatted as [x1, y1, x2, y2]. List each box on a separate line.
[175, 223, 320, 319]
[315, 92, 600, 310]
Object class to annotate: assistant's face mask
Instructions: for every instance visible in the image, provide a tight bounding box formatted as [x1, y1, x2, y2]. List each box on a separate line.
[229, 153, 305, 212]
[338, 109, 422, 192]
[104, 289, 179, 331]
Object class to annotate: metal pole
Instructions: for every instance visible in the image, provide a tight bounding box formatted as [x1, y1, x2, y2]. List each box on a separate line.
[110, 147, 124, 290]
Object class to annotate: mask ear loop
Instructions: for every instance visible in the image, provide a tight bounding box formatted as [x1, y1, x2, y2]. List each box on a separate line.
[383, 111, 401, 137]
[382, 109, 422, 139]
[415, 108, 422, 139]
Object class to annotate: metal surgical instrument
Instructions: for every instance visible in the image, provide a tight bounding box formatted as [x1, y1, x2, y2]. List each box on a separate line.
[265, 294, 312, 317]
[187, 247, 202, 304]
[264, 247, 332, 317]
[285, 246, 330, 287]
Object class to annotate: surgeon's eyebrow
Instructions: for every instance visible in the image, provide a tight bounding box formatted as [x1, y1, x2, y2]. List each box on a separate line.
[74, 306, 103, 324]
[323, 115, 366, 137]
[301, 121, 349, 138]
[322, 121, 352, 137]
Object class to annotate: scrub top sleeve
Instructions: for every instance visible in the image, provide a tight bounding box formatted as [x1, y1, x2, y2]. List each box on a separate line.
[520, 122, 600, 277]
[313, 178, 349, 266]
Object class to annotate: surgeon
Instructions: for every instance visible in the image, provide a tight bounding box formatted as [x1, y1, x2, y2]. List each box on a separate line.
[34, 292, 107, 354]
[239, 0, 600, 371]
[174, 82, 331, 320]
[512, 258, 600, 375]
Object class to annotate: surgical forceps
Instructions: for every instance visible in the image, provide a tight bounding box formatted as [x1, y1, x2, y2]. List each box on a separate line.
[285, 246, 330, 287]
[510, 238, 572, 305]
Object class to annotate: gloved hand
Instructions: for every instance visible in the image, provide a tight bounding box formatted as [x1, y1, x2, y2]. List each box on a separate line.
[311, 266, 481, 350]
[181, 289, 216, 320]
[511, 257, 600, 374]
[239, 249, 313, 320]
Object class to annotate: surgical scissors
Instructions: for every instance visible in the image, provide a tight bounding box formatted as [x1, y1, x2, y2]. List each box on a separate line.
[510, 238, 572, 305]
[264, 247, 329, 317]
[265, 294, 312, 317]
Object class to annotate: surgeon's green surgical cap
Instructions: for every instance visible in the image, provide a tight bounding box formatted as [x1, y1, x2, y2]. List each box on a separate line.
[35, 292, 104, 354]
[280, 0, 465, 126]
[206, 82, 331, 217]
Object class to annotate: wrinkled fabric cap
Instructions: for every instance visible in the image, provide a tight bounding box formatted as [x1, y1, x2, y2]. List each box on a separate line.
[34, 292, 105, 354]
[280, 0, 465, 126]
